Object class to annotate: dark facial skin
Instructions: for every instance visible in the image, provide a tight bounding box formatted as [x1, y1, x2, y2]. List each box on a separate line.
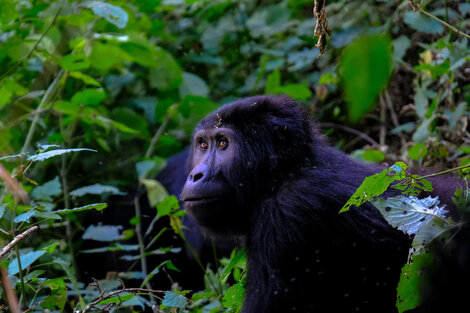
[181, 127, 248, 236]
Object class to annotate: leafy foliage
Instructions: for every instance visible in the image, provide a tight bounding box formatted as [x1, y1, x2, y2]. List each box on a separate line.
[0, 0, 469, 312]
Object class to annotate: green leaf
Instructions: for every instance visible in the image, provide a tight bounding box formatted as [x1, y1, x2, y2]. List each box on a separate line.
[87, 1, 128, 29]
[31, 176, 62, 201]
[71, 88, 106, 106]
[136, 159, 166, 179]
[156, 196, 180, 217]
[396, 254, 434, 313]
[220, 248, 246, 282]
[165, 260, 180, 272]
[403, 11, 444, 34]
[277, 84, 312, 101]
[55, 203, 107, 214]
[98, 293, 135, 305]
[408, 143, 428, 160]
[448, 101, 467, 130]
[162, 291, 187, 308]
[69, 72, 101, 87]
[340, 35, 393, 123]
[371, 196, 448, 236]
[178, 95, 219, 133]
[179, 72, 210, 98]
[361, 150, 385, 162]
[413, 85, 428, 119]
[60, 54, 90, 71]
[9, 250, 46, 275]
[222, 279, 246, 311]
[141, 179, 169, 207]
[40, 277, 67, 311]
[265, 69, 281, 94]
[148, 47, 183, 91]
[14, 210, 62, 223]
[90, 42, 132, 71]
[70, 184, 125, 197]
[340, 162, 407, 213]
[27, 148, 96, 162]
[0, 204, 6, 219]
[191, 291, 212, 302]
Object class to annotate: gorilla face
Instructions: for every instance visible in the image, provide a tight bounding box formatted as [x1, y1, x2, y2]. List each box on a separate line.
[181, 127, 249, 236]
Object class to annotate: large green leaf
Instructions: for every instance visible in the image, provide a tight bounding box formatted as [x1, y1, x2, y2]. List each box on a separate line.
[149, 47, 183, 91]
[340, 35, 393, 123]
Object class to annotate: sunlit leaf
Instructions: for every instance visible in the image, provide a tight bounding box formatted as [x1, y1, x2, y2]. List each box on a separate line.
[82, 224, 123, 241]
[55, 203, 107, 214]
[28, 148, 96, 162]
[9, 250, 46, 275]
[162, 291, 187, 308]
[340, 162, 407, 213]
[371, 195, 448, 235]
[31, 176, 62, 201]
[87, 1, 128, 29]
[70, 184, 125, 197]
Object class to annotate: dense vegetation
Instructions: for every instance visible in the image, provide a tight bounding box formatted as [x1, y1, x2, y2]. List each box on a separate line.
[0, 0, 469, 312]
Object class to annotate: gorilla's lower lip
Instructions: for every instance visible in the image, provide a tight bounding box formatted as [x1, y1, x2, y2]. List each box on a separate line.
[183, 196, 221, 204]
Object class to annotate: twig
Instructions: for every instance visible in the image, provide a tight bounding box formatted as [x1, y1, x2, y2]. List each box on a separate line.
[379, 94, 387, 148]
[145, 114, 171, 159]
[319, 122, 380, 147]
[0, 226, 38, 259]
[21, 68, 66, 154]
[417, 164, 470, 181]
[0, 164, 29, 204]
[1, 267, 20, 313]
[82, 280, 166, 313]
[0, 3, 63, 82]
[407, 0, 470, 40]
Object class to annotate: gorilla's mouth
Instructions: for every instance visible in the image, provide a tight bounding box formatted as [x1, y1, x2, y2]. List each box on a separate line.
[183, 196, 222, 205]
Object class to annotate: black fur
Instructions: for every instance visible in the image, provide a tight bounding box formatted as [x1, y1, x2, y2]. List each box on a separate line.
[181, 95, 463, 313]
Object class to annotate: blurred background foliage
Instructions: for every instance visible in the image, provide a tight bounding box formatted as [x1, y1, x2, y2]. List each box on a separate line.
[0, 0, 469, 312]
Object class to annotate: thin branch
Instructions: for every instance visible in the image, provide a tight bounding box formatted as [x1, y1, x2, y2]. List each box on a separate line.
[319, 122, 380, 147]
[145, 114, 171, 159]
[82, 282, 166, 313]
[407, 0, 470, 40]
[1, 267, 21, 313]
[0, 3, 63, 82]
[21, 69, 66, 154]
[417, 164, 470, 181]
[0, 226, 38, 259]
[0, 164, 29, 204]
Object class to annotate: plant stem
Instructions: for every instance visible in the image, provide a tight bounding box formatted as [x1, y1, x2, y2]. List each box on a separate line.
[15, 244, 26, 308]
[0, 226, 38, 259]
[21, 69, 66, 154]
[417, 164, 470, 180]
[145, 114, 171, 159]
[408, 0, 470, 40]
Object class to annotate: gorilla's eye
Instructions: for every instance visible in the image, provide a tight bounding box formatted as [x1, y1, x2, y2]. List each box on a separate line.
[199, 140, 208, 150]
[217, 138, 228, 149]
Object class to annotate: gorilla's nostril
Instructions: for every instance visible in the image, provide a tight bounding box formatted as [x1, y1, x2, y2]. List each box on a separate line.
[193, 172, 204, 182]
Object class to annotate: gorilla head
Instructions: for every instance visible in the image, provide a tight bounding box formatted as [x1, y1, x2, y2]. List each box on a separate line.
[181, 95, 319, 236]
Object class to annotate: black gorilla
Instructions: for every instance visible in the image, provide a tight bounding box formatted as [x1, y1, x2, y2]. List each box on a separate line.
[180, 95, 463, 313]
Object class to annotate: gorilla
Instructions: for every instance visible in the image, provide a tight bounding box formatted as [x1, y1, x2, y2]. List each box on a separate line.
[179, 95, 463, 313]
